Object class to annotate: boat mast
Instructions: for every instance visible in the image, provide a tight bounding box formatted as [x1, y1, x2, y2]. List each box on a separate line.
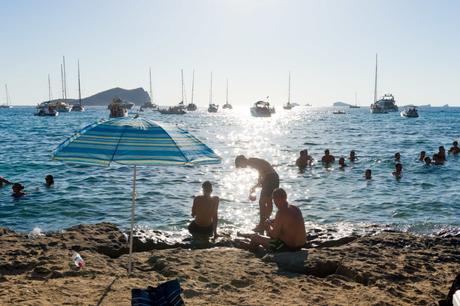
[60, 64, 64, 100]
[48, 74, 52, 102]
[226, 78, 229, 105]
[5, 84, 9, 106]
[78, 60, 82, 106]
[63, 56, 67, 101]
[288, 72, 291, 105]
[181, 69, 184, 103]
[149, 67, 153, 103]
[373, 54, 378, 103]
[209, 72, 213, 106]
[191, 69, 195, 105]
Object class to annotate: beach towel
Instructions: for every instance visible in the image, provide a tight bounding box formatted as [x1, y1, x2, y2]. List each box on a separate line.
[439, 272, 460, 306]
[132, 279, 184, 306]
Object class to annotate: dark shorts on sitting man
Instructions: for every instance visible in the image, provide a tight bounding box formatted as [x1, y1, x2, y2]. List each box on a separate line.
[188, 221, 213, 237]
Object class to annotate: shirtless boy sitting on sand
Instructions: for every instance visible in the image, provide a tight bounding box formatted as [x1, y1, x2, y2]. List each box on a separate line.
[240, 188, 306, 252]
[188, 181, 219, 238]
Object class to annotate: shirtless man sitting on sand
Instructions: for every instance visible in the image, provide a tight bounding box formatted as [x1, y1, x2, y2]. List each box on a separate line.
[240, 188, 306, 252]
[235, 155, 279, 232]
[188, 181, 219, 238]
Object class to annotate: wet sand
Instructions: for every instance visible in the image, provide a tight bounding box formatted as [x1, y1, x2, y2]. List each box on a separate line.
[0, 223, 458, 305]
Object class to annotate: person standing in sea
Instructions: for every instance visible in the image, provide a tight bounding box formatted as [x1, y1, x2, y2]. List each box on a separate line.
[235, 155, 279, 233]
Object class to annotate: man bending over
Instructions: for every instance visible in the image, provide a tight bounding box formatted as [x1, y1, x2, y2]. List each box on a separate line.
[242, 188, 306, 252]
[188, 181, 219, 238]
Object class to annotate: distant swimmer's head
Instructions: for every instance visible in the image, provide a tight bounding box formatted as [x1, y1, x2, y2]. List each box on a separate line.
[300, 150, 308, 156]
[235, 155, 248, 168]
[439, 146, 445, 153]
[453, 141, 458, 147]
[339, 157, 346, 166]
[349, 150, 356, 159]
[424, 156, 431, 165]
[420, 151, 426, 158]
[202, 181, 213, 194]
[364, 169, 372, 180]
[45, 175, 54, 187]
[324, 149, 330, 155]
[394, 152, 401, 161]
[12, 183, 25, 197]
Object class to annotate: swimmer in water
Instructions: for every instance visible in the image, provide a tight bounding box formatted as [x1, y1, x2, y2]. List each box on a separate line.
[12, 183, 25, 198]
[349, 150, 357, 162]
[364, 169, 372, 180]
[321, 149, 335, 165]
[394, 152, 401, 163]
[419, 151, 426, 162]
[338, 157, 347, 169]
[432, 153, 444, 165]
[0, 176, 12, 188]
[45, 175, 54, 187]
[295, 150, 313, 169]
[392, 163, 403, 179]
[424, 156, 432, 165]
[448, 141, 460, 155]
[438, 146, 447, 161]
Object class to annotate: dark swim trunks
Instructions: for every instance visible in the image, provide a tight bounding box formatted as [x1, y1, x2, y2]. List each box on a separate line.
[261, 172, 279, 197]
[188, 221, 213, 236]
[269, 239, 302, 252]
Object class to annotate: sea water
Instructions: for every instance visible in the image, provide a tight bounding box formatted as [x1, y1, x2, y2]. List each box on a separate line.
[0, 106, 459, 236]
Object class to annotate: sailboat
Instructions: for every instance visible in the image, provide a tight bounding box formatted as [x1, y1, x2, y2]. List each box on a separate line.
[349, 92, 360, 108]
[141, 67, 158, 111]
[222, 79, 232, 109]
[54, 56, 72, 113]
[158, 69, 186, 114]
[0, 84, 12, 109]
[186, 70, 197, 111]
[71, 60, 85, 112]
[207, 72, 218, 113]
[283, 72, 294, 110]
[35, 75, 59, 116]
[370, 54, 398, 113]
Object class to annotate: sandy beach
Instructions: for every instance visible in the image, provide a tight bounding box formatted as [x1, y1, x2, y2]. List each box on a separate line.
[0, 223, 458, 305]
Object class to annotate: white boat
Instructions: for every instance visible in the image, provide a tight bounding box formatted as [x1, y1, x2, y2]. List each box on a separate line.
[71, 60, 85, 112]
[108, 98, 129, 118]
[401, 107, 419, 118]
[283, 72, 295, 110]
[222, 79, 232, 109]
[35, 76, 59, 116]
[56, 56, 72, 112]
[142, 67, 158, 111]
[333, 110, 346, 114]
[349, 93, 360, 108]
[0, 84, 12, 109]
[207, 72, 219, 113]
[186, 70, 197, 111]
[251, 100, 272, 117]
[370, 54, 398, 113]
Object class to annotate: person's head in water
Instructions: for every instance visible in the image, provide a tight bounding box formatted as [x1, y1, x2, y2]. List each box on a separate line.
[45, 175, 54, 187]
[338, 157, 346, 168]
[272, 188, 288, 209]
[324, 149, 330, 156]
[419, 151, 426, 161]
[424, 156, 431, 165]
[394, 152, 401, 162]
[235, 155, 248, 168]
[364, 169, 372, 180]
[453, 141, 459, 149]
[439, 146, 446, 153]
[12, 183, 25, 198]
[202, 181, 213, 196]
[349, 150, 356, 161]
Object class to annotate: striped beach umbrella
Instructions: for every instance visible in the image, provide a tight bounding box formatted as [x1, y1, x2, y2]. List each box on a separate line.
[53, 117, 221, 274]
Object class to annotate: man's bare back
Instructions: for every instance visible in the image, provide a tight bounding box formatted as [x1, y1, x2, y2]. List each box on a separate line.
[272, 205, 306, 248]
[192, 195, 219, 227]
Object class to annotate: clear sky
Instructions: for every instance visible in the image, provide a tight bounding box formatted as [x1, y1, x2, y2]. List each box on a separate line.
[1, 0, 459, 106]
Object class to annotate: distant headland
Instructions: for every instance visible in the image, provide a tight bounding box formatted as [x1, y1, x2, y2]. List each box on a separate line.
[40, 87, 150, 106]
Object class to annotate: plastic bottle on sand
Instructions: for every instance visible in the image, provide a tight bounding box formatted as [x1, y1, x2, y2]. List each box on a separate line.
[72, 251, 85, 269]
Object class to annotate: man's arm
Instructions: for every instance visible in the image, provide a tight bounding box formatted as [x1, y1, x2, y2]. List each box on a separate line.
[265, 212, 282, 239]
[0, 177, 11, 184]
[212, 197, 219, 237]
[191, 197, 197, 217]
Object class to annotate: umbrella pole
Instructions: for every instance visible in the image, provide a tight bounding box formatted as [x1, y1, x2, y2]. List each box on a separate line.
[128, 165, 137, 275]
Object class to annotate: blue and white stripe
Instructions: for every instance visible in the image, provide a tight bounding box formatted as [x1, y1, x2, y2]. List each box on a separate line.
[52, 117, 221, 166]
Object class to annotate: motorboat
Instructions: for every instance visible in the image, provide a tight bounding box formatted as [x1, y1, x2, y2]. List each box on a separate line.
[35, 102, 59, 116]
[370, 103, 388, 114]
[54, 101, 72, 112]
[250, 100, 272, 117]
[108, 98, 129, 118]
[333, 110, 346, 114]
[186, 103, 197, 111]
[158, 105, 186, 115]
[400, 107, 419, 118]
[208, 103, 218, 113]
[71, 104, 85, 112]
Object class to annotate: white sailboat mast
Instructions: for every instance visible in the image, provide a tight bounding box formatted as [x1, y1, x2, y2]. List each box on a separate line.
[373, 54, 378, 103]
[78, 60, 82, 106]
[149, 67, 153, 103]
[60, 64, 64, 100]
[209, 72, 213, 105]
[191, 69, 195, 105]
[63, 56, 67, 100]
[226, 78, 229, 105]
[5, 84, 9, 106]
[181, 69, 184, 103]
[288, 72, 291, 104]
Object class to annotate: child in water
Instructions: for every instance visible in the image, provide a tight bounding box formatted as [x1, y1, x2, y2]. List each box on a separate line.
[45, 175, 54, 187]
[12, 183, 25, 198]
[364, 169, 372, 180]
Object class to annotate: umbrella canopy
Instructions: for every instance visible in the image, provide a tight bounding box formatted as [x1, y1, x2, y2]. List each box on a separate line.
[53, 117, 220, 166]
[53, 117, 221, 274]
